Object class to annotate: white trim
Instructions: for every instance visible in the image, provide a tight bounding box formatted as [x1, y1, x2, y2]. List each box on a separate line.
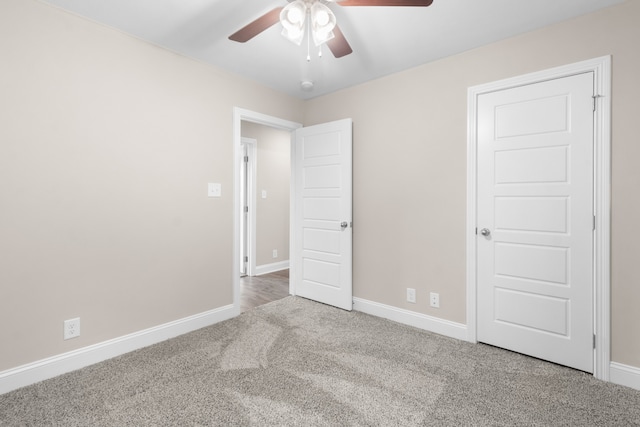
[289, 130, 297, 297]
[0, 305, 235, 395]
[592, 57, 612, 382]
[466, 56, 612, 380]
[233, 108, 302, 314]
[353, 297, 468, 341]
[240, 137, 257, 277]
[610, 362, 640, 391]
[254, 260, 290, 276]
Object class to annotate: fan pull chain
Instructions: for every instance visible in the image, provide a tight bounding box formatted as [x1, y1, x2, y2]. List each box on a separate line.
[306, 18, 311, 62]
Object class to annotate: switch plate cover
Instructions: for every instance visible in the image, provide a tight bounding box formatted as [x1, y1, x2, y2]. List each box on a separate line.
[208, 183, 222, 197]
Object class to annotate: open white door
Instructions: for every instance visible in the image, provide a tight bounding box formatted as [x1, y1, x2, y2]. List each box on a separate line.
[293, 119, 352, 311]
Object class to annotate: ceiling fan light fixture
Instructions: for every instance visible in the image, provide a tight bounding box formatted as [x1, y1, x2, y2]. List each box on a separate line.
[310, 2, 336, 46]
[314, 9, 330, 26]
[281, 26, 305, 45]
[280, 0, 307, 45]
[287, 6, 305, 24]
[312, 29, 335, 46]
[280, 0, 338, 48]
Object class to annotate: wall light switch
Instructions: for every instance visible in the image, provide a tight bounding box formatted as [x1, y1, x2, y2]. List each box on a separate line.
[261, 190, 267, 199]
[208, 183, 222, 198]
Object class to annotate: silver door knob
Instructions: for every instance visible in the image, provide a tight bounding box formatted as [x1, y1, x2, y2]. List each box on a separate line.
[341, 221, 349, 229]
[480, 228, 491, 236]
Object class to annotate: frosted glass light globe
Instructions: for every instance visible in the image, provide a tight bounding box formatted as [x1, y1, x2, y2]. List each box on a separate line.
[315, 10, 329, 26]
[288, 7, 304, 23]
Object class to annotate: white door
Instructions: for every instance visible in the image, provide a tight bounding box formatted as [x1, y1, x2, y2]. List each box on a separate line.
[477, 73, 594, 372]
[293, 118, 352, 311]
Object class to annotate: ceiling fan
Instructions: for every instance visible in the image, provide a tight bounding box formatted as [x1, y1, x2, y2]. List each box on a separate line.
[228, 0, 434, 59]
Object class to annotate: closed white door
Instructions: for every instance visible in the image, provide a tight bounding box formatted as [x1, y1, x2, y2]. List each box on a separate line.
[477, 73, 594, 372]
[293, 119, 352, 311]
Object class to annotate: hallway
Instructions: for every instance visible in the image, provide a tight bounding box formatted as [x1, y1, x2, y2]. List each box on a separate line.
[239, 269, 290, 313]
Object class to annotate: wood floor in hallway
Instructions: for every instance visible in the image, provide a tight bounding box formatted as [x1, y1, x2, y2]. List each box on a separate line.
[240, 269, 290, 313]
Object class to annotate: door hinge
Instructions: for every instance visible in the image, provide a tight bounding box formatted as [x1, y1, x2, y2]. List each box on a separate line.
[244, 155, 249, 163]
[593, 215, 596, 231]
[245, 206, 249, 213]
[592, 95, 602, 112]
[593, 334, 596, 349]
[244, 256, 248, 262]
[475, 227, 478, 235]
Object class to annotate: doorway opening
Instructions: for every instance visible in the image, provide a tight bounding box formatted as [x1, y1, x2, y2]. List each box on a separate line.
[233, 108, 302, 315]
[239, 124, 291, 311]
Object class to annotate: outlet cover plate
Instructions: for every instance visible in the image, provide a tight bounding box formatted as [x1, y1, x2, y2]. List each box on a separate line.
[407, 288, 416, 303]
[430, 292, 440, 308]
[64, 317, 81, 340]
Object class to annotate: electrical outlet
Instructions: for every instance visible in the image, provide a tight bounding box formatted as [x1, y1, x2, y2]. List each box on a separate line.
[273, 249, 278, 258]
[407, 288, 416, 303]
[430, 292, 440, 308]
[64, 318, 81, 340]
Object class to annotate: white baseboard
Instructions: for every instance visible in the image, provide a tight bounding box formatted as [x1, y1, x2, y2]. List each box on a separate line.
[254, 260, 289, 276]
[0, 304, 236, 395]
[355, 298, 640, 391]
[353, 297, 468, 341]
[610, 362, 640, 391]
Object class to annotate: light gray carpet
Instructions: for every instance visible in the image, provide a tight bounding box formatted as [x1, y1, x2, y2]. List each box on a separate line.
[1, 296, 639, 426]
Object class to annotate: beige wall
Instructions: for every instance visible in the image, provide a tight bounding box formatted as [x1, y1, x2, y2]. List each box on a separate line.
[2, 0, 639, 376]
[241, 122, 290, 267]
[304, 0, 640, 368]
[0, 0, 303, 371]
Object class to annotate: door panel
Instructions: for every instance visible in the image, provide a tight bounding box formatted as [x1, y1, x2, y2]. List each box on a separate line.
[494, 146, 568, 183]
[304, 228, 341, 254]
[495, 196, 568, 233]
[477, 73, 594, 372]
[494, 288, 569, 335]
[495, 94, 569, 138]
[294, 119, 352, 311]
[304, 165, 342, 188]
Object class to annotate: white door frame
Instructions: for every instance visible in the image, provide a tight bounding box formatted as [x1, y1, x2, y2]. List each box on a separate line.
[466, 56, 611, 380]
[240, 137, 257, 277]
[233, 108, 302, 315]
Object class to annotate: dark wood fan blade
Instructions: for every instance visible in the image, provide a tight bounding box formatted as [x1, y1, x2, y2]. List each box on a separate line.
[326, 24, 353, 58]
[338, 0, 433, 6]
[229, 7, 284, 42]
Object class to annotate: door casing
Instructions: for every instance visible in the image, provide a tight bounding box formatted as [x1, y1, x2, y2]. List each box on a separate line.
[466, 56, 611, 380]
[240, 137, 256, 277]
[233, 108, 302, 316]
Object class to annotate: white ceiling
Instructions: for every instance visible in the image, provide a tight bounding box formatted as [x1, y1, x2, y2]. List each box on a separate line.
[41, 0, 625, 100]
